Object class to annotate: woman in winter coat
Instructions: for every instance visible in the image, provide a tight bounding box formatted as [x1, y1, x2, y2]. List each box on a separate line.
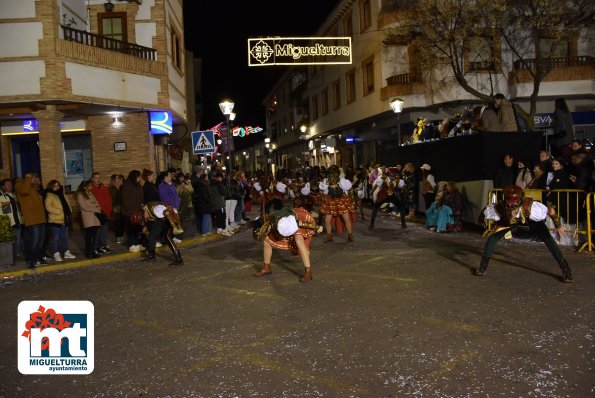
[45, 180, 76, 262]
[121, 169, 144, 252]
[76, 179, 102, 259]
[194, 174, 218, 235]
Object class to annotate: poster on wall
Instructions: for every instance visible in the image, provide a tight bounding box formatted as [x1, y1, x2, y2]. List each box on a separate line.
[65, 150, 84, 178]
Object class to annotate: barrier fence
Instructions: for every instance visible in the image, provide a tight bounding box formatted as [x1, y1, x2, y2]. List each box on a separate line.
[482, 189, 594, 252]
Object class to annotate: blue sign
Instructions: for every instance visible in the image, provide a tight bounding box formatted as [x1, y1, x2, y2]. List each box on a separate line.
[192, 130, 216, 155]
[150, 111, 173, 135]
[23, 120, 39, 132]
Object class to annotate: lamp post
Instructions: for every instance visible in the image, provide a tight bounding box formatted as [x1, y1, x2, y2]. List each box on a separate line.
[390, 97, 405, 146]
[219, 100, 234, 176]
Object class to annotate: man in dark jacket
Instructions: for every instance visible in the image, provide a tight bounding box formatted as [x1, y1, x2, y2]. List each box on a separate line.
[493, 154, 517, 189]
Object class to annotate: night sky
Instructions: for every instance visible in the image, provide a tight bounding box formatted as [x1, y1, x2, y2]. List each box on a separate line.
[183, 1, 341, 148]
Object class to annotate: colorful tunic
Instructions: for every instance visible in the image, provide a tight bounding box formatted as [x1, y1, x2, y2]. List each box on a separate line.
[265, 207, 318, 254]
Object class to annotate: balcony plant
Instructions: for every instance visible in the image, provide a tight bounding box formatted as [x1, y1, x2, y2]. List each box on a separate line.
[0, 215, 16, 266]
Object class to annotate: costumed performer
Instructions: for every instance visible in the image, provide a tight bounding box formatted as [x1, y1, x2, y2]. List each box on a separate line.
[476, 185, 573, 282]
[141, 201, 184, 266]
[319, 165, 355, 242]
[253, 207, 323, 282]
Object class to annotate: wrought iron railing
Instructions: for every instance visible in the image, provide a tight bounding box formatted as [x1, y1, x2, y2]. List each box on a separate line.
[61, 25, 156, 61]
[513, 56, 594, 70]
[386, 73, 418, 85]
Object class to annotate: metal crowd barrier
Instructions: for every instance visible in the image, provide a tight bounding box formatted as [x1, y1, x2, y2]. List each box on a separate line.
[482, 188, 593, 252]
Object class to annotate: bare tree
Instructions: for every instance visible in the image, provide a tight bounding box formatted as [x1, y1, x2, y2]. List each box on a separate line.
[382, 0, 594, 130]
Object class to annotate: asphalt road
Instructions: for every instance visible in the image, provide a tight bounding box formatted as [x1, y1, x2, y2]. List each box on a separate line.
[1, 213, 594, 397]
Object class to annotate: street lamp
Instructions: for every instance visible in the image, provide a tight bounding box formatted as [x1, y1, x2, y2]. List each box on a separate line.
[219, 99, 234, 177]
[390, 97, 405, 146]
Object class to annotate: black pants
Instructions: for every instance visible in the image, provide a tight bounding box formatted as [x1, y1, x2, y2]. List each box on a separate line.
[146, 219, 177, 255]
[370, 194, 404, 228]
[84, 226, 99, 257]
[483, 222, 565, 263]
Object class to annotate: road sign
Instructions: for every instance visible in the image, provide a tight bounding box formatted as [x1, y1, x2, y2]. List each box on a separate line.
[192, 130, 216, 155]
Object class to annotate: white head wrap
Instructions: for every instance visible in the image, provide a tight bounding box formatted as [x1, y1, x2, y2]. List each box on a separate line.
[301, 182, 310, 196]
[277, 215, 298, 237]
[338, 177, 352, 192]
[152, 204, 167, 219]
[529, 201, 548, 222]
[253, 182, 262, 192]
[276, 181, 287, 193]
[319, 181, 329, 195]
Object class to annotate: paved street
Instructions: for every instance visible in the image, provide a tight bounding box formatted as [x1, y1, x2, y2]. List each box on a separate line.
[1, 212, 594, 397]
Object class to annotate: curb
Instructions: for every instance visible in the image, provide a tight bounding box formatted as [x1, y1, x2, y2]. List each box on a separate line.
[0, 233, 223, 280]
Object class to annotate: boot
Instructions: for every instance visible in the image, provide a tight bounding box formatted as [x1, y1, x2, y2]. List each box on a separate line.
[400, 213, 407, 229]
[142, 250, 156, 262]
[474, 256, 490, 276]
[300, 267, 313, 283]
[253, 262, 272, 277]
[558, 258, 574, 283]
[347, 233, 354, 242]
[324, 234, 333, 243]
[169, 250, 183, 266]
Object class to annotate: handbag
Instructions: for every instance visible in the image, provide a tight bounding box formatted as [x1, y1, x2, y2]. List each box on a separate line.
[95, 212, 108, 225]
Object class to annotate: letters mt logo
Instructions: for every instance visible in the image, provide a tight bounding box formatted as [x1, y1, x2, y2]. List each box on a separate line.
[18, 301, 94, 375]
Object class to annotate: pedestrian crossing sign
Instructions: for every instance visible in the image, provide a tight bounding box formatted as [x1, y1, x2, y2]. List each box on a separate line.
[192, 130, 216, 154]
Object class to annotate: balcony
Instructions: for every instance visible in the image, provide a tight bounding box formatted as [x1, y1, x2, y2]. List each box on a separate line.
[381, 73, 425, 100]
[510, 56, 595, 84]
[61, 25, 156, 61]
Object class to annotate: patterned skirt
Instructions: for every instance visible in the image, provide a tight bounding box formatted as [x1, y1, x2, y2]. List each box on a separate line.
[319, 195, 355, 216]
[264, 208, 315, 254]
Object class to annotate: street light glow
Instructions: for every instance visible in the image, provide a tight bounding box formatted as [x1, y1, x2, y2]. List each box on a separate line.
[390, 97, 404, 113]
[219, 100, 235, 115]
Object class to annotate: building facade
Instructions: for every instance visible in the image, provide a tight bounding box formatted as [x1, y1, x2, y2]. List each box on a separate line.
[0, 0, 191, 190]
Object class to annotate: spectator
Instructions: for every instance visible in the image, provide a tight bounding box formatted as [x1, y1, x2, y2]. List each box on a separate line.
[420, 164, 437, 210]
[546, 157, 574, 216]
[0, 178, 24, 259]
[141, 168, 159, 204]
[210, 173, 230, 235]
[425, 181, 463, 233]
[121, 170, 144, 252]
[234, 171, 248, 224]
[44, 180, 75, 262]
[493, 93, 518, 132]
[515, 159, 533, 189]
[193, 174, 217, 236]
[15, 172, 47, 269]
[158, 170, 182, 244]
[550, 98, 574, 159]
[527, 162, 549, 190]
[76, 179, 102, 259]
[475, 103, 501, 132]
[109, 174, 125, 244]
[493, 154, 516, 188]
[91, 172, 112, 255]
[401, 163, 417, 223]
[538, 150, 554, 173]
[190, 165, 205, 233]
[569, 139, 591, 158]
[568, 152, 593, 191]
[175, 172, 193, 222]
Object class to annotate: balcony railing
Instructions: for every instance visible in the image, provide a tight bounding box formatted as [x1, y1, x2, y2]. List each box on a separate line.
[513, 56, 594, 70]
[386, 73, 418, 85]
[61, 25, 156, 61]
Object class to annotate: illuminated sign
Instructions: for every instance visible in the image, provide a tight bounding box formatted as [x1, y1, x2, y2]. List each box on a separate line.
[150, 111, 172, 135]
[23, 120, 39, 132]
[232, 126, 263, 137]
[248, 37, 352, 66]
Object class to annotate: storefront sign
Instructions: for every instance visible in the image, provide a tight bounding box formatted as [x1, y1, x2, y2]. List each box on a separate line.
[149, 111, 172, 135]
[248, 37, 352, 66]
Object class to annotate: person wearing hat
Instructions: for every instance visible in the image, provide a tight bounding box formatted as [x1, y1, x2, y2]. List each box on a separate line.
[253, 207, 323, 282]
[420, 164, 436, 210]
[319, 166, 355, 242]
[477, 185, 573, 282]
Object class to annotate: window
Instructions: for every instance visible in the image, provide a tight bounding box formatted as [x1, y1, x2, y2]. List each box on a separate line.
[312, 94, 319, 121]
[361, 56, 374, 96]
[540, 37, 569, 59]
[171, 25, 183, 72]
[332, 79, 341, 110]
[321, 88, 329, 116]
[346, 69, 356, 104]
[359, 0, 372, 32]
[466, 36, 495, 71]
[344, 12, 353, 38]
[98, 12, 127, 49]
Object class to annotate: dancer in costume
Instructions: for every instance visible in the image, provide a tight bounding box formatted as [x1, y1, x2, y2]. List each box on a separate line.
[293, 182, 315, 212]
[141, 201, 184, 266]
[369, 169, 405, 230]
[319, 165, 355, 242]
[476, 185, 573, 282]
[253, 207, 323, 282]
